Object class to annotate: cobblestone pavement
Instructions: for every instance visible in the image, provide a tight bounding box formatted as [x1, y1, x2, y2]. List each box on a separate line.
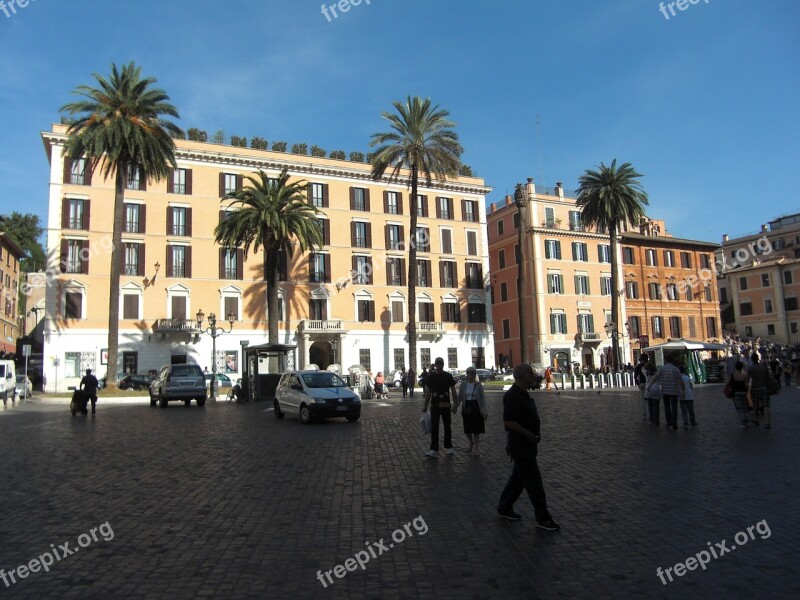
[1, 384, 799, 599]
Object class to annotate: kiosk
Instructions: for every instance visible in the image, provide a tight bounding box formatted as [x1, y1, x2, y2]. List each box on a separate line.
[242, 343, 297, 402]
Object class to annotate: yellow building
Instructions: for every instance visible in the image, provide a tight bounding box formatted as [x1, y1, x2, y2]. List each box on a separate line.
[41, 124, 494, 390]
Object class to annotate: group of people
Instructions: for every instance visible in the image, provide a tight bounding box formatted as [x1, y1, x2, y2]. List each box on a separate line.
[635, 354, 697, 429]
[420, 358, 560, 532]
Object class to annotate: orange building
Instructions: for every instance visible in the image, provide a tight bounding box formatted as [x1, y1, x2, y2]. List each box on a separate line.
[0, 232, 24, 356]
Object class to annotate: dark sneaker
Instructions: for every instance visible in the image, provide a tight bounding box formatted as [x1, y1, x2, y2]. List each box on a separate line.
[535, 518, 561, 531]
[496, 510, 522, 521]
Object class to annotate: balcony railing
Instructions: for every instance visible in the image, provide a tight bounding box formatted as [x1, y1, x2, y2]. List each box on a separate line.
[153, 318, 199, 332]
[300, 319, 344, 332]
[581, 332, 601, 342]
[418, 322, 444, 331]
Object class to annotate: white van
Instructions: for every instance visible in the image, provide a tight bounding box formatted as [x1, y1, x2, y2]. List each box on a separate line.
[0, 360, 16, 405]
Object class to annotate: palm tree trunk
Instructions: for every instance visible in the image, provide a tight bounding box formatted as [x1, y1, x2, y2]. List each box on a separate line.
[265, 249, 279, 344]
[106, 164, 127, 386]
[610, 227, 620, 371]
[407, 166, 419, 373]
[517, 203, 529, 365]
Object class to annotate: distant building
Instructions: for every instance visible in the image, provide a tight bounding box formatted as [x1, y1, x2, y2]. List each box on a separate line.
[0, 232, 24, 356]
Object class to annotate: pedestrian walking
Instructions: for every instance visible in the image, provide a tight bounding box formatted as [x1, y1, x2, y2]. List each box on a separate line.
[496, 363, 560, 531]
[634, 355, 649, 421]
[646, 353, 684, 430]
[747, 354, 772, 429]
[407, 366, 416, 398]
[365, 370, 374, 399]
[544, 366, 554, 390]
[728, 361, 750, 428]
[644, 362, 661, 427]
[678, 366, 697, 428]
[79, 369, 99, 416]
[422, 358, 457, 458]
[454, 367, 487, 456]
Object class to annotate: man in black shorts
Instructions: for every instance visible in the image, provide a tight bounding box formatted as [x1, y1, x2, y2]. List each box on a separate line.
[496, 363, 560, 530]
[79, 369, 99, 416]
[422, 357, 457, 458]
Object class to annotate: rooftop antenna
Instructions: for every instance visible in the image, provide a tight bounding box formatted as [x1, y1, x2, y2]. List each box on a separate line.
[536, 114, 545, 191]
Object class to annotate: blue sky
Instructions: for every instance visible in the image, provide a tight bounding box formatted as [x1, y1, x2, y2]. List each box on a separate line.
[0, 0, 797, 243]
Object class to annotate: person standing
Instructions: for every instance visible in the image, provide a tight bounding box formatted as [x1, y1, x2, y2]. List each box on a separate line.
[646, 353, 684, 430]
[544, 366, 554, 391]
[728, 361, 750, 428]
[407, 366, 416, 398]
[422, 357, 457, 458]
[496, 363, 560, 531]
[79, 369, 99, 416]
[400, 368, 408, 398]
[747, 353, 772, 429]
[644, 362, 661, 427]
[634, 355, 649, 421]
[454, 367, 487, 456]
[365, 370, 375, 399]
[678, 366, 697, 428]
[375, 371, 387, 399]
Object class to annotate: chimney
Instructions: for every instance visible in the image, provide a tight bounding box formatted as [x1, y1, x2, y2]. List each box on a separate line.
[490, 202, 496, 213]
[761, 224, 768, 233]
[722, 234, 729, 242]
[505, 194, 512, 207]
[556, 181, 564, 199]
[526, 177, 535, 197]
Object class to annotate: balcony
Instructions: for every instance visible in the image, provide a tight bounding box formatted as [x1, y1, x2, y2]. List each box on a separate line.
[153, 318, 200, 333]
[580, 332, 602, 343]
[300, 319, 345, 332]
[418, 322, 443, 331]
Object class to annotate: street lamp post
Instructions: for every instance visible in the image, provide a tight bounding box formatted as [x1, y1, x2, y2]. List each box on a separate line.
[514, 182, 529, 365]
[196, 309, 235, 401]
[604, 321, 629, 370]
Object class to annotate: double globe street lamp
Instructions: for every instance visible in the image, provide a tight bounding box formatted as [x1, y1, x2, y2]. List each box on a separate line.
[603, 321, 630, 371]
[196, 309, 235, 400]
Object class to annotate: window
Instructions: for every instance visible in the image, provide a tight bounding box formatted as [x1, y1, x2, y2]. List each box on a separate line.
[685, 285, 694, 301]
[65, 291, 82, 319]
[386, 257, 404, 286]
[598, 245, 611, 263]
[222, 249, 239, 279]
[437, 197, 453, 219]
[706, 317, 717, 337]
[544, 240, 561, 260]
[415, 227, 430, 252]
[572, 242, 589, 262]
[784, 270, 794, 284]
[645, 249, 658, 267]
[666, 283, 678, 301]
[311, 183, 325, 208]
[124, 243, 141, 276]
[463, 200, 477, 222]
[663, 251, 675, 267]
[65, 198, 86, 229]
[124, 203, 141, 234]
[765, 298, 773, 314]
[466, 263, 483, 289]
[357, 299, 375, 322]
[171, 207, 188, 236]
[310, 253, 329, 283]
[416, 260, 431, 287]
[169, 245, 186, 278]
[441, 229, 453, 254]
[739, 302, 753, 316]
[467, 303, 486, 323]
[761, 274, 770, 287]
[626, 281, 639, 299]
[223, 173, 239, 195]
[394, 349, 406, 370]
[127, 165, 144, 191]
[310, 298, 327, 320]
[544, 207, 555, 228]
[387, 225, 402, 250]
[652, 316, 663, 338]
[744, 326, 753, 337]
[688, 316, 697, 338]
[169, 168, 189, 195]
[550, 313, 567, 334]
[440, 261, 456, 288]
[574, 275, 590, 295]
[577, 313, 594, 333]
[353, 256, 371, 285]
[739, 276, 748, 291]
[622, 247, 635, 265]
[785, 297, 798, 311]
[502, 319, 511, 339]
[224, 296, 239, 321]
[466, 231, 478, 256]
[471, 347, 486, 369]
[600, 276, 612, 296]
[629, 316, 641, 338]
[385, 191, 400, 215]
[547, 273, 563, 294]
[680, 252, 692, 268]
[720, 287, 728, 304]
[442, 303, 460, 323]
[700, 254, 711, 269]
[65, 351, 82, 377]
[415, 194, 427, 217]
[497, 220, 504, 236]
[500, 282, 508, 301]
[419, 301, 435, 322]
[420, 348, 431, 367]
[669, 316, 682, 338]
[498, 249, 505, 269]
[447, 348, 458, 369]
[67, 158, 88, 185]
[359, 349, 371, 371]
[767, 324, 776, 336]
[64, 240, 85, 274]
[648, 282, 662, 300]
[352, 188, 368, 211]
[568, 211, 582, 231]
[704, 286, 712, 302]
[352, 222, 370, 248]
[391, 300, 404, 322]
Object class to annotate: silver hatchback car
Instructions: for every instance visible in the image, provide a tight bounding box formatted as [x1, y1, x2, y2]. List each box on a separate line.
[274, 370, 360, 424]
[150, 364, 207, 408]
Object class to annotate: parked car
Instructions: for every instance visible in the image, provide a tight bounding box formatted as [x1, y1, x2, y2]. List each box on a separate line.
[15, 374, 32, 399]
[149, 364, 207, 407]
[119, 373, 156, 391]
[204, 373, 233, 389]
[274, 370, 360, 424]
[389, 370, 404, 387]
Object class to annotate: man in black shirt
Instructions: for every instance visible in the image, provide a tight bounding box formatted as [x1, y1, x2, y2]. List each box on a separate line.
[79, 369, 99, 416]
[422, 357, 457, 458]
[496, 363, 560, 531]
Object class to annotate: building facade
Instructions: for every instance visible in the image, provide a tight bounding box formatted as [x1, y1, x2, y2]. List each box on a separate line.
[41, 124, 494, 391]
[488, 179, 722, 370]
[0, 232, 24, 356]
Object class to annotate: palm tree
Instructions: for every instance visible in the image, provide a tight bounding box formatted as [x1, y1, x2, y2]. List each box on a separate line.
[61, 62, 182, 387]
[370, 96, 462, 373]
[513, 183, 530, 365]
[575, 160, 649, 371]
[214, 168, 323, 344]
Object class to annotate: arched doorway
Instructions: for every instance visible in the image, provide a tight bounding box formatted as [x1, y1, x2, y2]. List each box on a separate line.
[309, 341, 332, 370]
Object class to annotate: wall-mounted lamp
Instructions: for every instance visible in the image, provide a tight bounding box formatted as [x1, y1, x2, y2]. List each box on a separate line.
[143, 262, 161, 289]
